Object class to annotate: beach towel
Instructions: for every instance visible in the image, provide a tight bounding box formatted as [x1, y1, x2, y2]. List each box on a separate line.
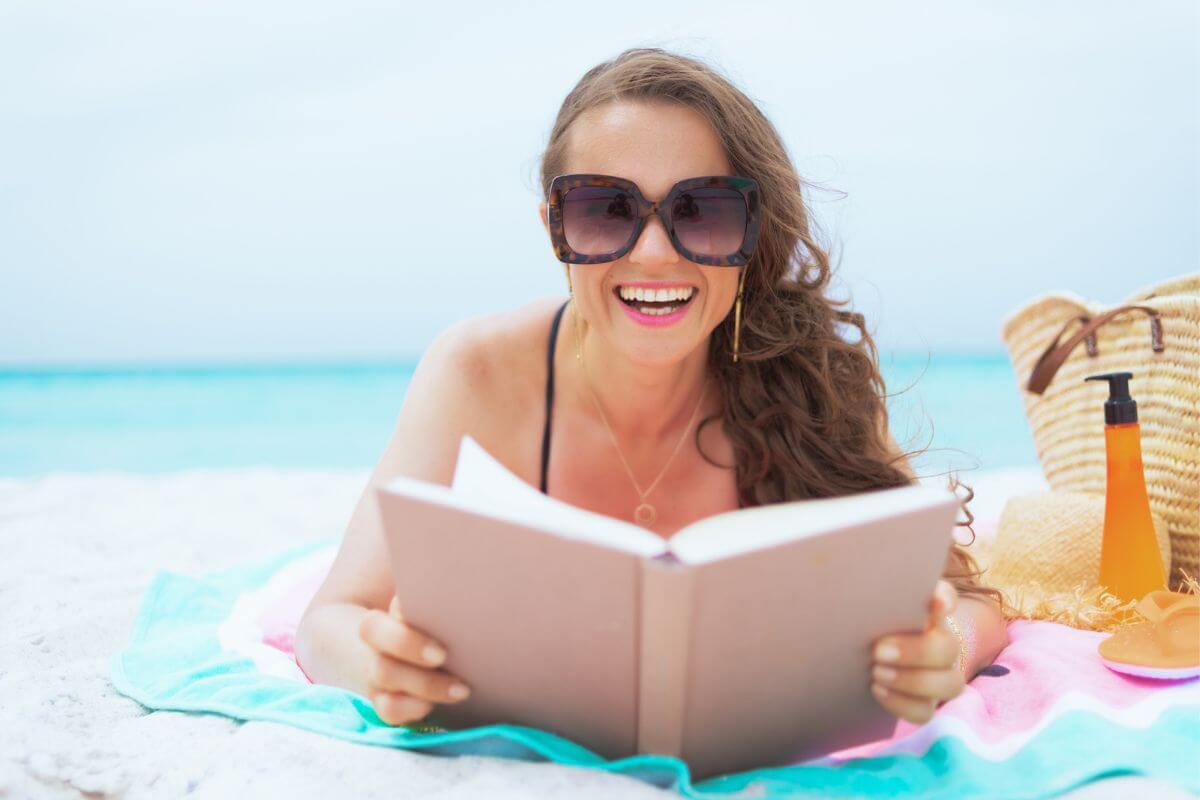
[110, 538, 1200, 799]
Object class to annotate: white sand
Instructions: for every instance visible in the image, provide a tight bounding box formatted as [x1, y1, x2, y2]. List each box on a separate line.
[1, 466, 1190, 799]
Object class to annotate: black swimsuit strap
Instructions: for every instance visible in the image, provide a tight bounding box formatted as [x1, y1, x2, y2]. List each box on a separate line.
[540, 300, 570, 494]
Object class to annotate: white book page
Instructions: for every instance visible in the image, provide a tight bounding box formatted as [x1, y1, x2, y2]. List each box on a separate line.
[446, 435, 668, 558]
[666, 483, 959, 565]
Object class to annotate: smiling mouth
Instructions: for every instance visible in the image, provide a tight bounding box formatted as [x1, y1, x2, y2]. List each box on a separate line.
[612, 285, 698, 317]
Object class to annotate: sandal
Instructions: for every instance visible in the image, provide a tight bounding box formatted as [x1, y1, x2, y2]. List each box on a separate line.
[1098, 590, 1200, 679]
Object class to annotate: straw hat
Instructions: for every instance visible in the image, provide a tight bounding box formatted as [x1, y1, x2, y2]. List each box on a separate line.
[975, 491, 1176, 632]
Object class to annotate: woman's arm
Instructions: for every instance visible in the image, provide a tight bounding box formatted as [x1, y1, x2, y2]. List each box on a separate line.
[294, 319, 495, 690]
[868, 427, 1011, 724]
[950, 591, 1008, 679]
[884, 426, 1010, 677]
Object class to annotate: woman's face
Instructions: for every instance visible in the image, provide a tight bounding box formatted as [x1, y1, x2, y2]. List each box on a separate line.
[539, 101, 743, 367]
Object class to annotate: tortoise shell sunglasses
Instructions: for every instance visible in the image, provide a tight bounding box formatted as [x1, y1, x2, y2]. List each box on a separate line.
[546, 173, 762, 266]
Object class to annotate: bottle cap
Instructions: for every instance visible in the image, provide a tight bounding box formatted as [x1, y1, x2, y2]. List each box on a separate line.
[1084, 372, 1138, 425]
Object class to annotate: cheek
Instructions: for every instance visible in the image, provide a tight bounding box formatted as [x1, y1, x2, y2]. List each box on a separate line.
[576, 270, 615, 315]
[700, 269, 740, 313]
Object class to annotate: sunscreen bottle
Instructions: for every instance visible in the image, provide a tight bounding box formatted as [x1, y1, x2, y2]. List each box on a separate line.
[1084, 371, 1167, 604]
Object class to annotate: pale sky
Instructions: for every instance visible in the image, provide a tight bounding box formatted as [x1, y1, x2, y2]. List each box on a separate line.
[1, 1, 1195, 365]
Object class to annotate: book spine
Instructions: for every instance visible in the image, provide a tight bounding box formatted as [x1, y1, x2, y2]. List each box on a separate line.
[636, 553, 695, 758]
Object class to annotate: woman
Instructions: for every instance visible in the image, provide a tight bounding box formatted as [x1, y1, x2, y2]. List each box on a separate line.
[295, 48, 1009, 732]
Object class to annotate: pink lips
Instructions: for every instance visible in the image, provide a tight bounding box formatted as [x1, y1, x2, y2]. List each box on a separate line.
[613, 281, 697, 328]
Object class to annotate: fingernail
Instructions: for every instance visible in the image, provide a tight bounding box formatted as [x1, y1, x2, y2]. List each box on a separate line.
[875, 643, 900, 663]
[874, 665, 897, 683]
[871, 683, 888, 698]
[423, 644, 446, 665]
[448, 682, 470, 700]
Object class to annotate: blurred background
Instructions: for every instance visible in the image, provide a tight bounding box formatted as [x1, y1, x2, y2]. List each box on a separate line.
[1, 1, 1195, 478]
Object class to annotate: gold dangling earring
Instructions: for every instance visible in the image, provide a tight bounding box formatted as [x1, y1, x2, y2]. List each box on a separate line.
[732, 265, 748, 363]
[564, 265, 582, 361]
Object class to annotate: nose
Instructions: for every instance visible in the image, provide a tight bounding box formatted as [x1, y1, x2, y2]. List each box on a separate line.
[627, 213, 679, 268]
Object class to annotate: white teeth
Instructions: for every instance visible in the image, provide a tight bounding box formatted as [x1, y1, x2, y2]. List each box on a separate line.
[617, 285, 695, 303]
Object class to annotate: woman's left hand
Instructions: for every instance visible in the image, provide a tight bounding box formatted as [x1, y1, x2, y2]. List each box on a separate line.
[868, 579, 966, 724]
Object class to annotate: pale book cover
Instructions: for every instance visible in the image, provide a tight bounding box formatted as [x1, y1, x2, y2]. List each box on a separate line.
[375, 435, 961, 779]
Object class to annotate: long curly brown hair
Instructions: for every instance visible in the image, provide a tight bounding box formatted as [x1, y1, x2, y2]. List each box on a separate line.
[537, 47, 1006, 612]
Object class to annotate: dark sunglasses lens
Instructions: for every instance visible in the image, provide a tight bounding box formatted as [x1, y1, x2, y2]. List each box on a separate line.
[562, 186, 638, 256]
[671, 189, 747, 257]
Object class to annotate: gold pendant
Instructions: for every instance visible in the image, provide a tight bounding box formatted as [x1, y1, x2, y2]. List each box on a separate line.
[634, 503, 656, 527]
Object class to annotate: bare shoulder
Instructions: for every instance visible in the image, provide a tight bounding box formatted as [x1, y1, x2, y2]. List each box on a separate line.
[297, 296, 567, 613]
[389, 295, 566, 484]
[422, 295, 564, 401]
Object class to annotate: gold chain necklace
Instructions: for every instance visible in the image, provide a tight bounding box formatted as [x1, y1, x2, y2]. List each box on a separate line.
[573, 303, 709, 528]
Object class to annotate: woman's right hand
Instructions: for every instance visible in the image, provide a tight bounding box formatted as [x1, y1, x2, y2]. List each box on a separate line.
[357, 594, 472, 726]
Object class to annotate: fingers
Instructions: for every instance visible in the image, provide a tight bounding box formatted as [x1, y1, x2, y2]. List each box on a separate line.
[371, 690, 434, 726]
[870, 682, 939, 725]
[872, 662, 965, 703]
[938, 580, 958, 614]
[874, 627, 960, 670]
[366, 652, 471, 705]
[927, 580, 958, 631]
[871, 583, 967, 724]
[358, 602, 472, 724]
[359, 607, 448, 668]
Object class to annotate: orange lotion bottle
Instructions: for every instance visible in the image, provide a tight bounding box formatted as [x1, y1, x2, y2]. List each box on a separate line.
[1084, 371, 1167, 604]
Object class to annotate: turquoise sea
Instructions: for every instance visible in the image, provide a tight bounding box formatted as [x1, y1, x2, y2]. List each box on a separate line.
[0, 352, 1038, 477]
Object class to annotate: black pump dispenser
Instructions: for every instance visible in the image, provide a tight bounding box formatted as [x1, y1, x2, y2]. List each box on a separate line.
[1084, 372, 1138, 425]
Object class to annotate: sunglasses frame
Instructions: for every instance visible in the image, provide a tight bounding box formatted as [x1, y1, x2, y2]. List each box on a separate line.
[546, 173, 762, 266]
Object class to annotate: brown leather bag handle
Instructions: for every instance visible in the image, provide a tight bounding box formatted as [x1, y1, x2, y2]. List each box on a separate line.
[1026, 304, 1164, 395]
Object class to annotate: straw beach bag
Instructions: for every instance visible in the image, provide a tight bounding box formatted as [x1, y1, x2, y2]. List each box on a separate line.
[1000, 273, 1200, 592]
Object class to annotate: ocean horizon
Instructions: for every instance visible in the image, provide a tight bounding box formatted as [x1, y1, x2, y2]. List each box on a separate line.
[0, 349, 1039, 477]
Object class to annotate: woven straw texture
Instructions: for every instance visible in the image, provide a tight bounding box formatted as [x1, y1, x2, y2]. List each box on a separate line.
[971, 493, 1194, 633]
[986, 491, 1172, 594]
[1000, 274, 1200, 591]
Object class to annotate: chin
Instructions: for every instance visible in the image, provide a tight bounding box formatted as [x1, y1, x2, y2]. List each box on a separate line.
[613, 330, 709, 368]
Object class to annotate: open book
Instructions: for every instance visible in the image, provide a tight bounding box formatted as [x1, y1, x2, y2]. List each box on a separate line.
[375, 435, 961, 779]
